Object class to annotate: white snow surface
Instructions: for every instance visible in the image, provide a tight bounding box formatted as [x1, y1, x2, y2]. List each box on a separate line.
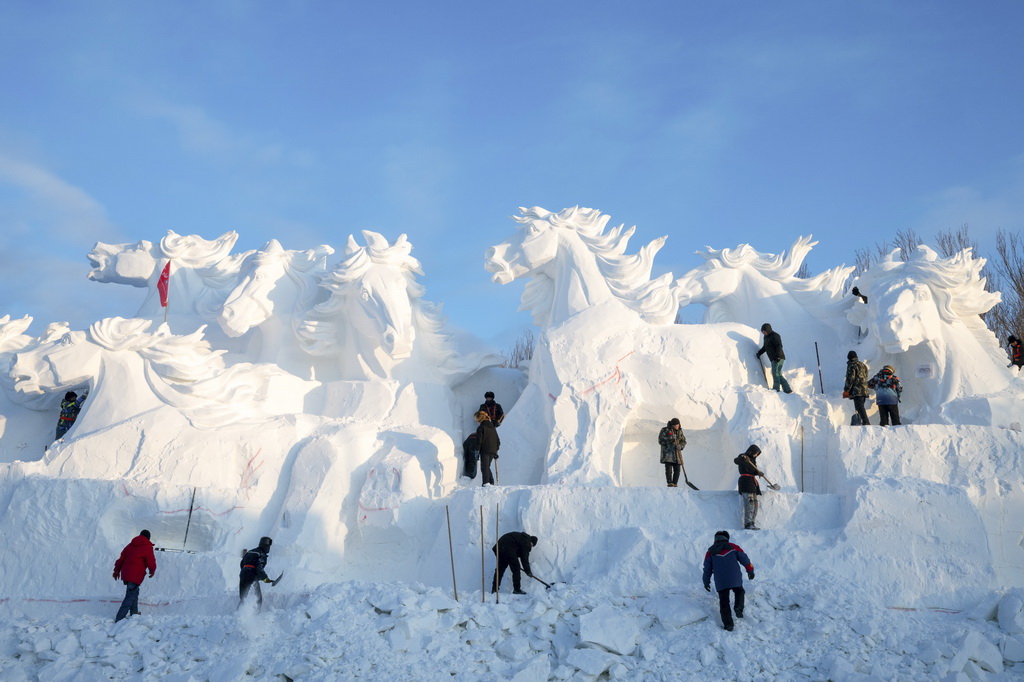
[2, 210, 1024, 680]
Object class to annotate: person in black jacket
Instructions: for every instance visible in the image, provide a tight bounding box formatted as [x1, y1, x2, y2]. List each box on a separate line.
[755, 323, 793, 394]
[478, 391, 505, 426]
[734, 445, 763, 530]
[1008, 335, 1023, 368]
[238, 536, 274, 611]
[462, 432, 479, 479]
[475, 410, 500, 486]
[492, 531, 537, 595]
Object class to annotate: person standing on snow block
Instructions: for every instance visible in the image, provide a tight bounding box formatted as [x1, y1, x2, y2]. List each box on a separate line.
[658, 418, 687, 487]
[1008, 335, 1023, 368]
[868, 365, 903, 426]
[735, 445, 763, 530]
[479, 391, 505, 426]
[843, 350, 870, 426]
[492, 531, 537, 595]
[702, 530, 754, 632]
[113, 529, 156, 622]
[238, 536, 273, 611]
[462, 432, 479, 479]
[755, 323, 793, 394]
[54, 390, 88, 441]
[475, 410, 500, 486]
[851, 286, 868, 304]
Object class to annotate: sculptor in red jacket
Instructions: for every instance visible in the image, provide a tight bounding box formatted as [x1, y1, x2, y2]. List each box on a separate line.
[112, 530, 156, 622]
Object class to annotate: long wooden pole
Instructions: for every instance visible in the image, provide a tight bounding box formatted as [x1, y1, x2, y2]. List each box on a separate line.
[495, 502, 500, 604]
[182, 487, 196, 549]
[480, 505, 485, 603]
[446, 505, 458, 602]
[814, 342, 824, 394]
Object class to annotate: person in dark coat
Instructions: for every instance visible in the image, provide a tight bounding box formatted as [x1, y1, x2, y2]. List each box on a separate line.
[843, 350, 870, 425]
[55, 390, 88, 441]
[734, 445, 763, 530]
[851, 286, 868, 304]
[492, 531, 537, 595]
[702, 530, 755, 631]
[867, 364, 903, 426]
[462, 432, 479, 479]
[658, 418, 687, 487]
[239, 536, 274, 611]
[475, 410, 500, 486]
[113, 529, 156, 622]
[755, 324, 793, 394]
[1008, 335, 1023, 368]
[478, 391, 505, 426]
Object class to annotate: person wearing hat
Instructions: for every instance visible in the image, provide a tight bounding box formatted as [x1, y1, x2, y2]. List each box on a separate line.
[734, 445, 764, 530]
[474, 410, 500, 486]
[843, 350, 870, 426]
[478, 391, 505, 426]
[491, 531, 537, 595]
[658, 418, 687, 488]
[867, 364, 903, 426]
[112, 529, 156, 622]
[1008, 335, 1023, 368]
[702, 530, 755, 631]
[239, 536, 274, 611]
[755, 323, 793, 394]
[54, 390, 88, 441]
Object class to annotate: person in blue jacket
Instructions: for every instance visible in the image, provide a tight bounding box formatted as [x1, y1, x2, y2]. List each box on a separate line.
[702, 530, 755, 631]
[54, 390, 88, 441]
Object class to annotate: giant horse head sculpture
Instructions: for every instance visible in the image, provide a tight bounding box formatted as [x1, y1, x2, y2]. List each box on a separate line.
[87, 230, 251, 329]
[485, 207, 679, 328]
[298, 231, 460, 382]
[848, 245, 1013, 420]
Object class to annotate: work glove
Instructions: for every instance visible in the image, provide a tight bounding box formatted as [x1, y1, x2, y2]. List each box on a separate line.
[842, 391, 850, 399]
[113, 571, 119, 580]
[263, 578, 272, 584]
[704, 584, 711, 592]
[493, 454, 499, 459]
[149, 571, 155, 578]
[747, 570, 755, 580]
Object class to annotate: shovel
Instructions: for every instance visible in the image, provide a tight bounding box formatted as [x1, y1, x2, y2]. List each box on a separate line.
[760, 475, 781, 491]
[679, 451, 699, 491]
[530, 574, 554, 590]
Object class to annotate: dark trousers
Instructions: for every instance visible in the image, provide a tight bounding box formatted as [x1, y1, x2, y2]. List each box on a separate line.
[492, 556, 522, 592]
[852, 396, 870, 425]
[239, 570, 263, 610]
[878, 403, 901, 426]
[55, 419, 74, 440]
[770, 359, 792, 393]
[718, 586, 745, 628]
[463, 450, 478, 479]
[115, 582, 140, 622]
[664, 462, 680, 485]
[480, 452, 496, 485]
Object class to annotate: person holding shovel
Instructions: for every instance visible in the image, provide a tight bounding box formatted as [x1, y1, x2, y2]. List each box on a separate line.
[491, 531, 537, 595]
[735, 444, 768, 530]
[658, 418, 687, 488]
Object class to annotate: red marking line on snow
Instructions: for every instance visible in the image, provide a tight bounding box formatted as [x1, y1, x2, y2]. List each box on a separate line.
[0, 597, 177, 608]
[887, 606, 962, 614]
[580, 351, 634, 396]
[240, 449, 264, 488]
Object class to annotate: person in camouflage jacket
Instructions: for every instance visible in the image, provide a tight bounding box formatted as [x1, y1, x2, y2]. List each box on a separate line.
[843, 351, 870, 425]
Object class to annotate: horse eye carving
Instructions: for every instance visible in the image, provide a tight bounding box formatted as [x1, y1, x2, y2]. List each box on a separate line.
[360, 289, 370, 301]
[60, 334, 72, 347]
[916, 288, 929, 302]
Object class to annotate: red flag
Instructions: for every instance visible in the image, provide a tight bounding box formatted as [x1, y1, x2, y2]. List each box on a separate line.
[157, 262, 171, 307]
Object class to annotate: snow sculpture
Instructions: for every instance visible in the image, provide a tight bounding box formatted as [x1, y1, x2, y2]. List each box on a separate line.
[484, 206, 679, 327]
[9, 317, 285, 432]
[88, 231, 252, 344]
[674, 236, 858, 391]
[299, 231, 479, 384]
[486, 207, 790, 486]
[218, 239, 334, 378]
[849, 246, 1019, 423]
[0, 315, 54, 462]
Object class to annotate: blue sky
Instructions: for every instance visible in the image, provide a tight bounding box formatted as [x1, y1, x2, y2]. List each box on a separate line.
[2, 2, 1023, 348]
